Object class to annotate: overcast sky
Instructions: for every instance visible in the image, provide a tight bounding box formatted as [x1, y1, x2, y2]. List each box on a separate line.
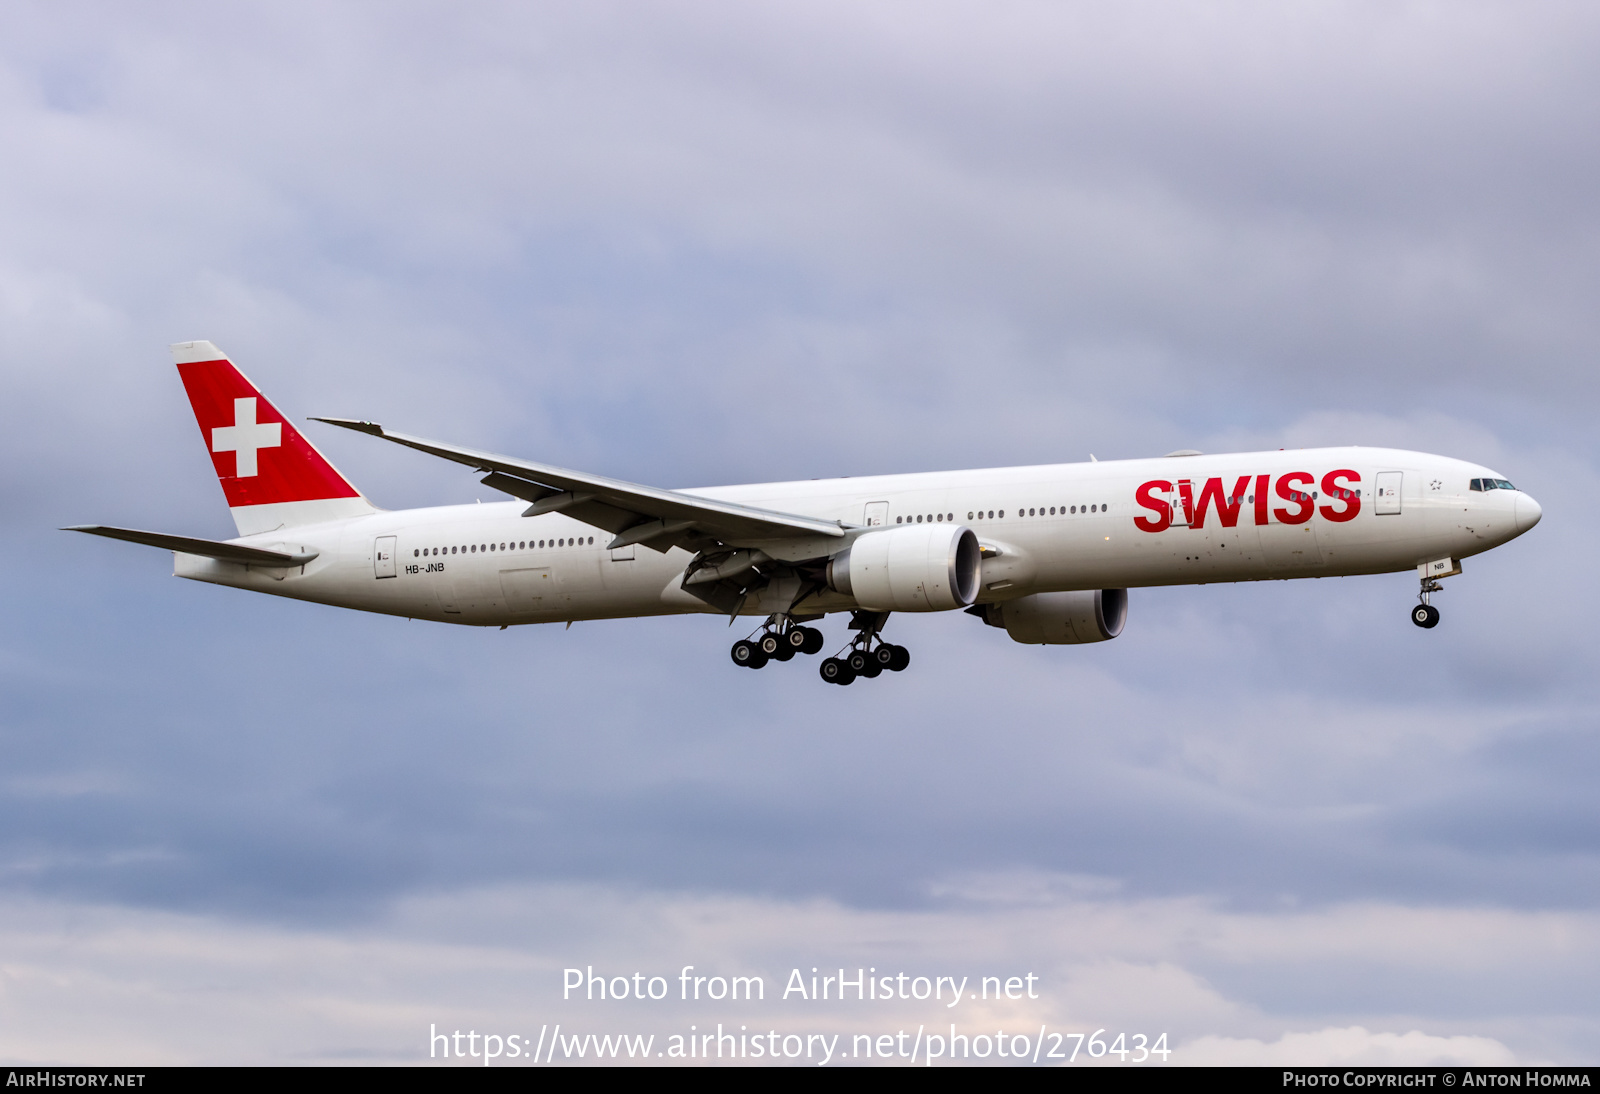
[2, 0, 1597, 1066]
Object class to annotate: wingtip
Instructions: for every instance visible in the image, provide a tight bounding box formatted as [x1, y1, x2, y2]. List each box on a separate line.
[308, 417, 385, 436]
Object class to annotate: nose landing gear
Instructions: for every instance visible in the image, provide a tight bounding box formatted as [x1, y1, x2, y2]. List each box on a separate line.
[1412, 577, 1443, 629]
[1411, 557, 1462, 629]
[819, 610, 911, 685]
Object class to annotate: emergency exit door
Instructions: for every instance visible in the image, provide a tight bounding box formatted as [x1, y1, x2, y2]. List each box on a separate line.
[864, 502, 889, 527]
[374, 535, 397, 578]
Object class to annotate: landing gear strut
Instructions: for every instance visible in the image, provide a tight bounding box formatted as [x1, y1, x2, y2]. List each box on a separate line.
[819, 611, 911, 686]
[1412, 578, 1442, 629]
[730, 616, 825, 669]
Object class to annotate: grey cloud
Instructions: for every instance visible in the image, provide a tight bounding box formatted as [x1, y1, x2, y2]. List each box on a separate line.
[0, 0, 1596, 1064]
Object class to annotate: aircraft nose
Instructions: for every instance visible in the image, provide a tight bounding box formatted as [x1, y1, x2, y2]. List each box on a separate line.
[1516, 493, 1542, 532]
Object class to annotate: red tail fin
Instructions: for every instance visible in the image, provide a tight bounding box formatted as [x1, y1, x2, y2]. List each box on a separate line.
[172, 341, 375, 535]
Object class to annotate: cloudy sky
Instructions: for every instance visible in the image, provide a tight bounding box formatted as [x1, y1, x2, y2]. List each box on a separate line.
[2, 0, 1597, 1066]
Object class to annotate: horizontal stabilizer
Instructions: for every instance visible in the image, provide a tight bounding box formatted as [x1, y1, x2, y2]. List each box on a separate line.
[63, 525, 319, 566]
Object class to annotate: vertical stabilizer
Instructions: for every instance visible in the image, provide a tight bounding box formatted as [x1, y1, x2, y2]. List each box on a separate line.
[171, 341, 377, 536]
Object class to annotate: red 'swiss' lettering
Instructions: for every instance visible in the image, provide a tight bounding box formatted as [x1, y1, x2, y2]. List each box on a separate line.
[1134, 469, 1365, 533]
[1319, 469, 1362, 522]
[1134, 480, 1173, 532]
[1188, 475, 1252, 529]
[1274, 472, 1315, 525]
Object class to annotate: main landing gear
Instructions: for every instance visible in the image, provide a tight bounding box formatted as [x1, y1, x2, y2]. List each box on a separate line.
[1412, 577, 1443, 629]
[730, 617, 825, 670]
[819, 611, 911, 686]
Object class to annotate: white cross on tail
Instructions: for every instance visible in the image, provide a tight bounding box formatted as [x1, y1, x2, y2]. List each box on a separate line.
[211, 397, 282, 477]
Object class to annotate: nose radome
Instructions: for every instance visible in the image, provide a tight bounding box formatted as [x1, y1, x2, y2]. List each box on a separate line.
[1516, 493, 1542, 532]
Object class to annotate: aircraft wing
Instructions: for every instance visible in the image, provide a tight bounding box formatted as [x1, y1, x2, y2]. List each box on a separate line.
[310, 419, 848, 553]
[64, 525, 319, 566]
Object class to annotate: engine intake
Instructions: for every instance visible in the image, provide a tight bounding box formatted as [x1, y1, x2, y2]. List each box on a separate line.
[827, 524, 981, 612]
[976, 589, 1128, 644]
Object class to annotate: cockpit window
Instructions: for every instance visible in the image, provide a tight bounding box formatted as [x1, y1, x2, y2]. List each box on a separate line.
[1470, 477, 1516, 492]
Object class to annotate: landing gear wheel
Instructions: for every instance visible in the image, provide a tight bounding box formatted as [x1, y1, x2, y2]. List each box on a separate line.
[731, 640, 768, 668]
[846, 650, 883, 679]
[1411, 604, 1440, 629]
[799, 627, 826, 655]
[885, 644, 910, 672]
[782, 628, 809, 653]
[759, 632, 795, 661]
[820, 657, 854, 685]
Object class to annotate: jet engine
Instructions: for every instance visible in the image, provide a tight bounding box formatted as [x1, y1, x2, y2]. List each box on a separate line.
[975, 589, 1128, 644]
[826, 524, 981, 612]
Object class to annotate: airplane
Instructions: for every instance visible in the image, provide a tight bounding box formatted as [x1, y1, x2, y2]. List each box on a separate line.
[67, 341, 1543, 684]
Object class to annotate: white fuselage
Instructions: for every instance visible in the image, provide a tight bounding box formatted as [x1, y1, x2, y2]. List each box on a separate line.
[173, 447, 1539, 626]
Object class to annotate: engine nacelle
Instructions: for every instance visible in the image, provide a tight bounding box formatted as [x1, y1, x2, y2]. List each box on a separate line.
[826, 524, 981, 612]
[977, 589, 1128, 644]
